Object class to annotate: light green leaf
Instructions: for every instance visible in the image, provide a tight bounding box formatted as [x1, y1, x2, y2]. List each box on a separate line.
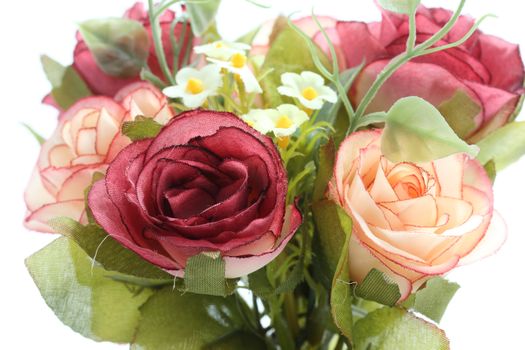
[437, 91, 480, 139]
[45, 61, 92, 109]
[184, 252, 237, 296]
[122, 116, 163, 141]
[403, 277, 459, 323]
[22, 123, 46, 145]
[131, 287, 252, 349]
[329, 206, 354, 340]
[355, 269, 401, 307]
[49, 217, 172, 280]
[79, 18, 150, 78]
[476, 121, 525, 170]
[355, 111, 388, 130]
[382, 96, 479, 163]
[186, 0, 222, 36]
[378, 0, 420, 14]
[26, 237, 153, 343]
[354, 307, 450, 350]
[41, 55, 67, 87]
[260, 27, 331, 107]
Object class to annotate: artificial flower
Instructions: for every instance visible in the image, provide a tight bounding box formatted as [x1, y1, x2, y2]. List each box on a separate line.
[72, 2, 193, 97]
[242, 104, 309, 137]
[335, 6, 525, 141]
[278, 71, 337, 110]
[88, 110, 302, 278]
[329, 129, 507, 301]
[24, 83, 173, 232]
[162, 64, 223, 107]
[209, 53, 263, 93]
[194, 40, 251, 60]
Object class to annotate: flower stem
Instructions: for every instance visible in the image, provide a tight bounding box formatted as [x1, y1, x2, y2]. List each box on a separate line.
[148, 0, 176, 85]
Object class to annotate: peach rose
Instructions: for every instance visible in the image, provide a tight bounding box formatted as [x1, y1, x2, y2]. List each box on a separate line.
[329, 130, 506, 301]
[24, 83, 174, 232]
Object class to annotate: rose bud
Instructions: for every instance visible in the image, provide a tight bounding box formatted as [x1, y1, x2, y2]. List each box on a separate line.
[336, 6, 524, 141]
[24, 84, 173, 232]
[88, 110, 302, 278]
[329, 130, 506, 302]
[73, 2, 193, 97]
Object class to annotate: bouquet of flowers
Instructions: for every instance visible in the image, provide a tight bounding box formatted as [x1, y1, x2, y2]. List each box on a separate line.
[23, 0, 524, 349]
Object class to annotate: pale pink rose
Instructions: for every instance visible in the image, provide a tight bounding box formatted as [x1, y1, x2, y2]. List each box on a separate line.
[24, 83, 174, 232]
[329, 130, 506, 301]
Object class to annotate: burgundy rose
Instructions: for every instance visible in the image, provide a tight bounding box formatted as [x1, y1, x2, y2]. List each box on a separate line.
[88, 110, 301, 278]
[337, 6, 524, 141]
[73, 2, 193, 97]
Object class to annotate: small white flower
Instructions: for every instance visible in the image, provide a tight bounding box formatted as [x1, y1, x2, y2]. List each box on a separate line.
[209, 53, 262, 93]
[194, 40, 251, 60]
[277, 71, 337, 110]
[162, 64, 223, 108]
[242, 104, 308, 137]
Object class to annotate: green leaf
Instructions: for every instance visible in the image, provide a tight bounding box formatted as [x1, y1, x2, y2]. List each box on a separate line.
[22, 123, 46, 145]
[131, 287, 252, 349]
[49, 217, 172, 280]
[484, 160, 496, 183]
[355, 269, 401, 307]
[313, 139, 335, 202]
[248, 268, 274, 297]
[84, 172, 105, 224]
[184, 252, 237, 296]
[403, 277, 459, 323]
[122, 116, 163, 141]
[54, 67, 92, 110]
[79, 18, 150, 78]
[329, 206, 354, 340]
[476, 121, 525, 170]
[354, 307, 450, 350]
[382, 96, 479, 163]
[260, 27, 331, 107]
[437, 91, 480, 139]
[26, 237, 153, 343]
[377, 0, 421, 14]
[186, 0, 222, 36]
[355, 111, 388, 130]
[202, 330, 266, 350]
[41, 55, 67, 87]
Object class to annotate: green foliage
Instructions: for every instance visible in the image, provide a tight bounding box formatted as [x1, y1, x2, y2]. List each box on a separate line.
[354, 307, 450, 350]
[355, 269, 401, 307]
[248, 268, 274, 297]
[329, 207, 354, 340]
[79, 18, 150, 78]
[313, 139, 335, 202]
[184, 252, 238, 297]
[477, 121, 525, 170]
[122, 116, 163, 141]
[484, 160, 497, 183]
[41, 55, 92, 109]
[377, 0, 421, 14]
[260, 26, 330, 107]
[22, 123, 45, 145]
[403, 277, 460, 323]
[49, 218, 172, 280]
[186, 0, 222, 36]
[131, 287, 261, 349]
[26, 237, 153, 343]
[381, 96, 479, 163]
[437, 91, 480, 139]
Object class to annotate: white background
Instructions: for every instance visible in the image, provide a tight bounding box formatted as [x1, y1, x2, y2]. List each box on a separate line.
[0, 0, 523, 349]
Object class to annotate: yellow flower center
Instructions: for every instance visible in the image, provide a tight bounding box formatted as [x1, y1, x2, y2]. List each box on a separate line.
[302, 86, 318, 101]
[278, 136, 290, 149]
[275, 115, 293, 129]
[230, 53, 247, 68]
[246, 120, 254, 127]
[186, 78, 204, 95]
[215, 42, 224, 48]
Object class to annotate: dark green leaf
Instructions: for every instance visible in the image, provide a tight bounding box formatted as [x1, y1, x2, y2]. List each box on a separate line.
[403, 277, 459, 323]
[26, 237, 153, 343]
[355, 269, 401, 307]
[131, 287, 248, 349]
[122, 116, 163, 141]
[184, 252, 237, 296]
[382, 96, 478, 163]
[203, 330, 266, 350]
[22, 123, 46, 145]
[79, 18, 150, 78]
[484, 160, 496, 183]
[49, 217, 172, 280]
[437, 91, 480, 139]
[260, 27, 331, 107]
[329, 206, 354, 340]
[313, 139, 335, 202]
[476, 121, 525, 170]
[186, 0, 222, 36]
[354, 307, 450, 350]
[248, 268, 274, 297]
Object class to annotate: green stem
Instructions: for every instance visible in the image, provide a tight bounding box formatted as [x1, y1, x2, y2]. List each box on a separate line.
[284, 292, 300, 339]
[406, 9, 417, 53]
[334, 335, 345, 350]
[148, 0, 176, 85]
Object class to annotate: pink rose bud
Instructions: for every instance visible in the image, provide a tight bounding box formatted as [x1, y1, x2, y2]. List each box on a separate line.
[88, 110, 302, 278]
